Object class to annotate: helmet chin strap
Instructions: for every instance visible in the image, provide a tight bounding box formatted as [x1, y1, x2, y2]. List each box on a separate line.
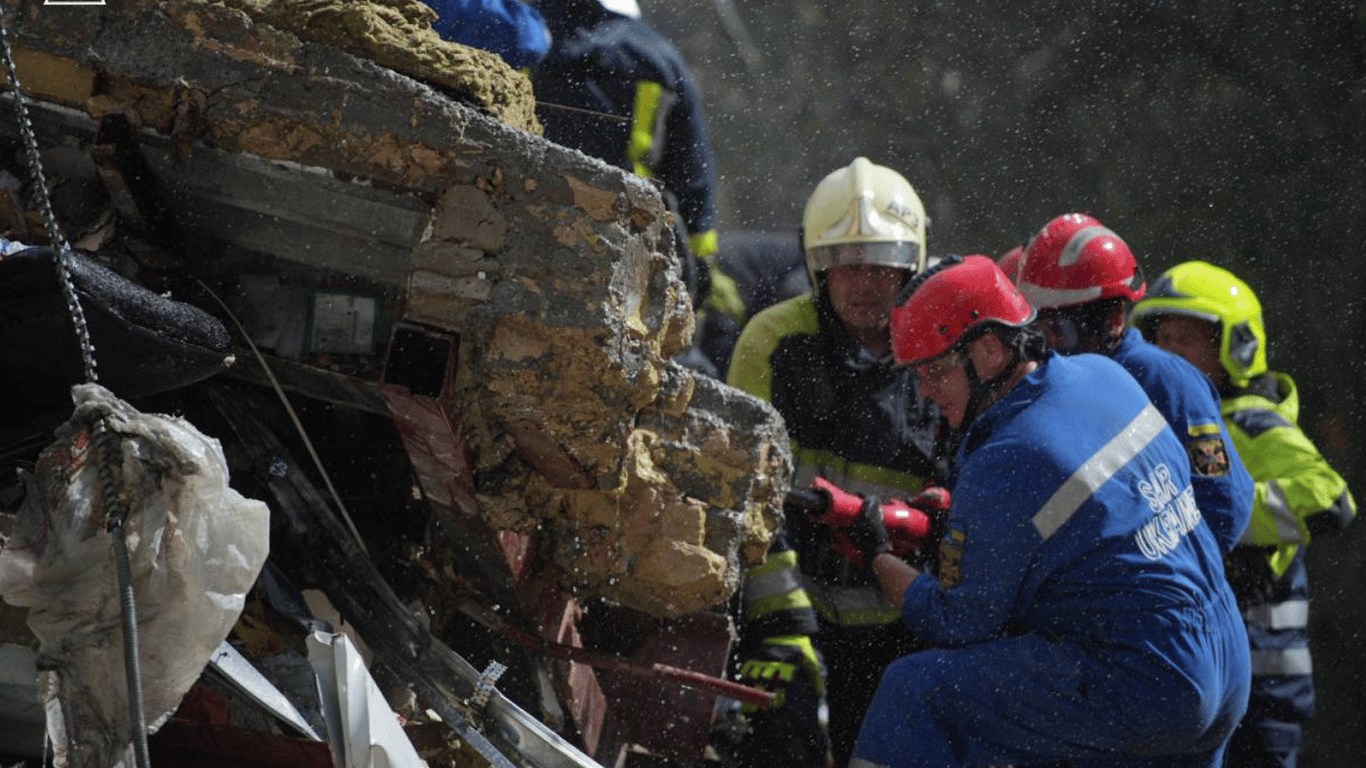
[1048, 308, 1123, 356]
[957, 337, 1021, 430]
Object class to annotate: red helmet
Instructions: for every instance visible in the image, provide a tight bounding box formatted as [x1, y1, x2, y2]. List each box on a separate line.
[1016, 213, 1145, 309]
[891, 255, 1035, 366]
[997, 245, 1024, 284]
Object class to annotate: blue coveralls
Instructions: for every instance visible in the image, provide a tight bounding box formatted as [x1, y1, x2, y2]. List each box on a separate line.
[1111, 327, 1255, 554]
[851, 353, 1251, 768]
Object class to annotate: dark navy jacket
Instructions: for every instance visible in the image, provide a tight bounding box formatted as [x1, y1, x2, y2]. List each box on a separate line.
[533, 0, 717, 240]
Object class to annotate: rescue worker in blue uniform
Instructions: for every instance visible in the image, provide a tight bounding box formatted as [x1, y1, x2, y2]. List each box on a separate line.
[845, 255, 1250, 768]
[1014, 213, 1254, 554]
[1133, 261, 1358, 768]
[725, 158, 946, 768]
[532, 0, 744, 374]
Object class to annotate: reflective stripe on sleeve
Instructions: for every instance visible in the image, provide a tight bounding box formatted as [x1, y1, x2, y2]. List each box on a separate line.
[743, 548, 810, 621]
[1033, 403, 1168, 540]
[1250, 646, 1313, 677]
[744, 560, 805, 605]
[749, 547, 799, 578]
[1243, 599, 1309, 630]
[628, 80, 673, 177]
[1263, 480, 1307, 544]
[689, 228, 719, 261]
[803, 580, 901, 627]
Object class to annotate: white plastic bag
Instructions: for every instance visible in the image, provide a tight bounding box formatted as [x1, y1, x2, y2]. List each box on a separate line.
[0, 384, 270, 768]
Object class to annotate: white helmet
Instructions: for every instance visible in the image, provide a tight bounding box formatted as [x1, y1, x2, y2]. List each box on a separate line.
[596, 0, 641, 18]
[802, 157, 927, 288]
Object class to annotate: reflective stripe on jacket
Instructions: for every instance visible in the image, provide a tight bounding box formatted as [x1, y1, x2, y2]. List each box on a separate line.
[1224, 371, 1357, 577]
[729, 292, 944, 629]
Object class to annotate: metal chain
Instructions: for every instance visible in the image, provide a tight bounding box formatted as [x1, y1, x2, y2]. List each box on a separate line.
[0, 16, 152, 768]
[0, 13, 98, 383]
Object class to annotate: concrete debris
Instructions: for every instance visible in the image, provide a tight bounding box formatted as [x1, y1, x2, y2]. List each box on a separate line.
[0, 1, 794, 762]
[480, 370, 790, 617]
[3, 0, 788, 620]
[209, 0, 540, 134]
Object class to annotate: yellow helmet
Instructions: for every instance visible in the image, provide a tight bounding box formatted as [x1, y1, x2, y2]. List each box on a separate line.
[1131, 260, 1267, 388]
[801, 157, 927, 289]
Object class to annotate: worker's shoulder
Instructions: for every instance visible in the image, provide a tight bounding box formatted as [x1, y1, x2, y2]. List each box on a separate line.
[572, 17, 691, 77]
[1225, 371, 1300, 437]
[1016, 353, 1155, 432]
[737, 293, 819, 345]
[965, 355, 1162, 483]
[1115, 329, 1209, 388]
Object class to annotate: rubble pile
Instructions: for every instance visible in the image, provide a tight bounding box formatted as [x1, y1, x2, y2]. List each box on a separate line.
[206, 0, 542, 133]
[4, 0, 789, 622]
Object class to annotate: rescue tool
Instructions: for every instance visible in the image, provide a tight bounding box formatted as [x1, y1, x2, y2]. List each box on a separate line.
[785, 478, 949, 568]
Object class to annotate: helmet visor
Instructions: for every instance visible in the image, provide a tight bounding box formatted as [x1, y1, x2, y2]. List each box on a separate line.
[807, 241, 922, 276]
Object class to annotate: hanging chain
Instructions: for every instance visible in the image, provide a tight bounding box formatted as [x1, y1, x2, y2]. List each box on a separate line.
[0, 13, 98, 383]
[1, 17, 156, 768]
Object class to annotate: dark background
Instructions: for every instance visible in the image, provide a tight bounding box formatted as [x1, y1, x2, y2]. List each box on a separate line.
[639, 2, 1366, 765]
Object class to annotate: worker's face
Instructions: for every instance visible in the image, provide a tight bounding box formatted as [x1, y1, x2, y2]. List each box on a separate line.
[916, 352, 971, 428]
[1151, 315, 1225, 385]
[916, 335, 1015, 429]
[825, 264, 907, 341]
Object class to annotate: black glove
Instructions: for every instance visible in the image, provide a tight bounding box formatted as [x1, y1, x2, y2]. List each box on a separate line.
[1224, 545, 1279, 606]
[731, 636, 832, 768]
[844, 496, 893, 564]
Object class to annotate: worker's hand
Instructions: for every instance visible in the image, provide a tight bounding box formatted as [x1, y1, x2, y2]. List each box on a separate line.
[903, 485, 951, 568]
[809, 476, 867, 521]
[731, 635, 832, 768]
[737, 634, 826, 713]
[703, 267, 747, 323]
[809, 477, 901, 568]
[910, 485, 951, 516]
[844, 497, 893, 565]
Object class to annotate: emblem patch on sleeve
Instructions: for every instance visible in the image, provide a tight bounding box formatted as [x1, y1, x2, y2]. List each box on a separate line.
[1187, 436, 1231, 476]
[937, 527, 966, 588]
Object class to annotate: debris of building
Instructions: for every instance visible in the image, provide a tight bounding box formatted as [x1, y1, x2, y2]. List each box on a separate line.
[0, 0, 792, 765]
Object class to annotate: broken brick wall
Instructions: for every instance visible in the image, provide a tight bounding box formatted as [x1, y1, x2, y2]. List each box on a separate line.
[2, 0, 789, 620]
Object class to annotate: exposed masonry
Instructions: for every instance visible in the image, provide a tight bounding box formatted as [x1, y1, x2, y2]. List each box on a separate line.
[7, 0, 790, 618]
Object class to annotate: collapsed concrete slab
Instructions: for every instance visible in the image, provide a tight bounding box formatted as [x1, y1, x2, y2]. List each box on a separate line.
[2, 0, 788, 623]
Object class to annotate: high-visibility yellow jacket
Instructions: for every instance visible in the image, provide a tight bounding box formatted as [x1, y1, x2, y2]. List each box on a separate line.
[1225, 371, 1356, 578]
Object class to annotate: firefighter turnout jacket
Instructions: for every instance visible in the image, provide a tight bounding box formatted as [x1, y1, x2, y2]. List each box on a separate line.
[728, 290, 945, 766]
[533, 0, 718, 260]
[728, 291, 944, 627]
